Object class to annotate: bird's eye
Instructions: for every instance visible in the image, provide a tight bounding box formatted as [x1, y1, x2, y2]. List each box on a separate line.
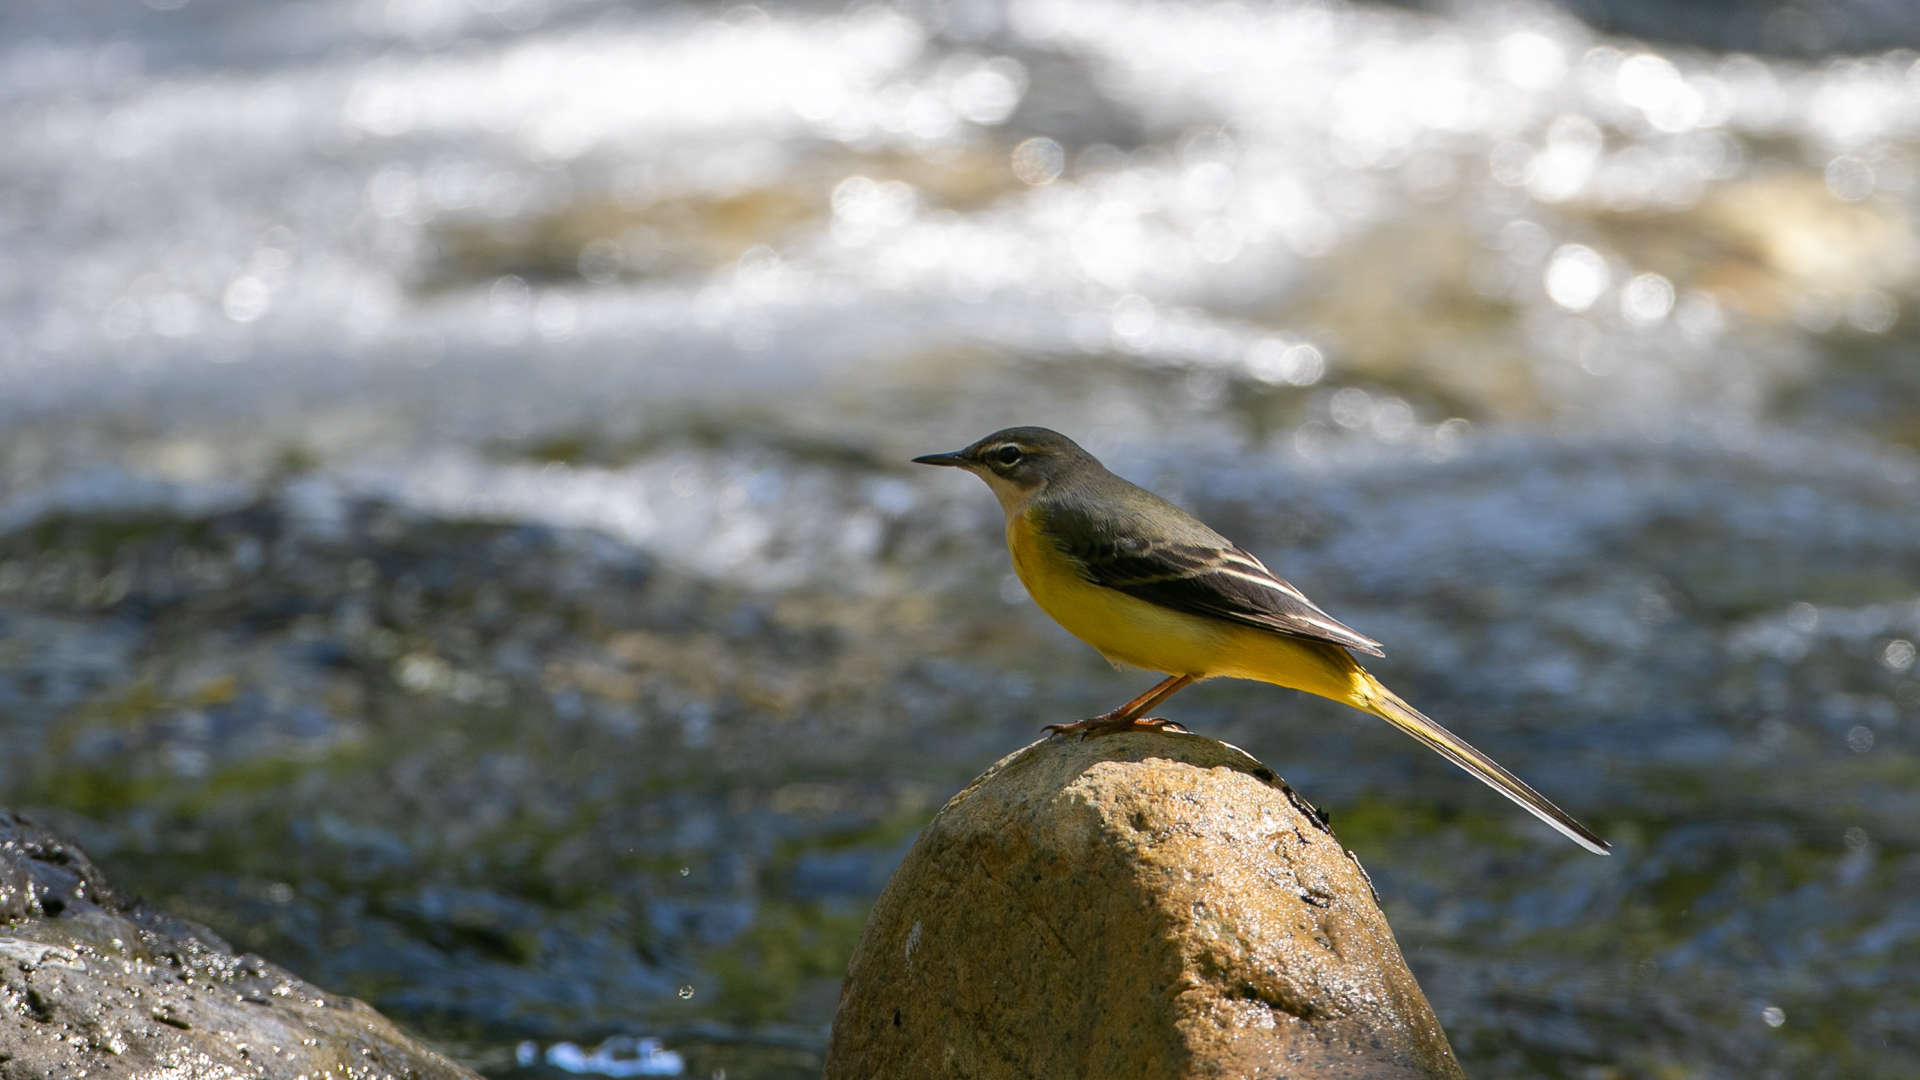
[995, 446, 1023, 466]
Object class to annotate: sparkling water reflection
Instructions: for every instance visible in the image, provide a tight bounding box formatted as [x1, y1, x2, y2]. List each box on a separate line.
[3, 0, 1920, 1076]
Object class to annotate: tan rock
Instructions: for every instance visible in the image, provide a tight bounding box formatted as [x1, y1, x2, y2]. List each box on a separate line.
[824, 731, 1465, 1080]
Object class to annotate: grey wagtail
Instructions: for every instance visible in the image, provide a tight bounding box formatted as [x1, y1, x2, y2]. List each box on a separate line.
[914, 426, 1609, 855]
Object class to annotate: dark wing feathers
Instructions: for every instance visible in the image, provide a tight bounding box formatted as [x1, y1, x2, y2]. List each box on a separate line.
[1051, 528, 1387, 657]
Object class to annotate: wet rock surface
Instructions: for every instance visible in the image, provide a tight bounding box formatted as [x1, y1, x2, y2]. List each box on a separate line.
[826, 733, 1465, 1080]
[0, 808, 476, 1080]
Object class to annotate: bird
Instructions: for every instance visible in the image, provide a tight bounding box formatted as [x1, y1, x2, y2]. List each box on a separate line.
[914, 425, 1609, 855]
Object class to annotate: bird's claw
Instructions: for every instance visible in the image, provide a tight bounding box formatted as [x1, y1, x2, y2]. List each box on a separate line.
[1042, 715, 1189, 739]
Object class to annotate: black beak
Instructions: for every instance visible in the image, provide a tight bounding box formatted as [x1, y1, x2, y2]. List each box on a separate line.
[911, 451, 970, 467]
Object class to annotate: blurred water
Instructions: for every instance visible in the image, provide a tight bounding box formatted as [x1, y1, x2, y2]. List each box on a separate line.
[3, 0, 1920, 1076]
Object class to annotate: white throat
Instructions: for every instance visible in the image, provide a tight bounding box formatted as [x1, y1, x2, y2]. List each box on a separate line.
[972, 468, 1042, 521]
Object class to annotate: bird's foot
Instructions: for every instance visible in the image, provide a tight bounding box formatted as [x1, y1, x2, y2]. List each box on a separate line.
[1043, 715, 1189, 739]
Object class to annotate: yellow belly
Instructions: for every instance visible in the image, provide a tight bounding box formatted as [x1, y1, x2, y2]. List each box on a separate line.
[1007, 512, 1366, 706]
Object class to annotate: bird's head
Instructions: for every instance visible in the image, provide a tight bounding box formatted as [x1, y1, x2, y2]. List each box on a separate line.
[913, 427, 1095, 514]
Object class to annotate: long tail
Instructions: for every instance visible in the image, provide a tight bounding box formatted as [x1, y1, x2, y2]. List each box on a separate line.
[1355, 672, 1610, 856]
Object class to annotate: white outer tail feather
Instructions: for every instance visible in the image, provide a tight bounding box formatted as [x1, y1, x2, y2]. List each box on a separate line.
[1362, 681, 1611, 856]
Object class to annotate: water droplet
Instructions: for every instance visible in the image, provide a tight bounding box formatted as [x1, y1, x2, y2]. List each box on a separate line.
[1882, 639, 1917, 671]
[678, 985, 695, 1000]
[1010, 137, 1064, 186]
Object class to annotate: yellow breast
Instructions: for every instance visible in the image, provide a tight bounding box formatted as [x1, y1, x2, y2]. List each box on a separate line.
[1006, 511, 1227, 676]
[1005, 509, 1364, 702]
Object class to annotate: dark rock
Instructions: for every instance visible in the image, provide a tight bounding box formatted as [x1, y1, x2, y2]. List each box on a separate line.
[824, 732, 1466, 1080]
[0, 808, 478, 1080]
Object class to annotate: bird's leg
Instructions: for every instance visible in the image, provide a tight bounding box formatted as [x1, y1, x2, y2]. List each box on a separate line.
[1044, 674, 1197, 738]
[1112, 673, 1195, 726]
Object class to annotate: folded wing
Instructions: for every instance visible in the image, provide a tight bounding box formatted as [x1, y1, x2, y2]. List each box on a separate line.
[1051, 526, 1386, 657]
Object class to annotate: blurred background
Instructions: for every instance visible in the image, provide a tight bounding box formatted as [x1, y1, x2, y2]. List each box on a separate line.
[3, 0, 1918, 1075]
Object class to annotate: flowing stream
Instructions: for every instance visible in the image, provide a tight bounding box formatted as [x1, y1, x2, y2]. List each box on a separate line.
[3, 0, 1919, 1075]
